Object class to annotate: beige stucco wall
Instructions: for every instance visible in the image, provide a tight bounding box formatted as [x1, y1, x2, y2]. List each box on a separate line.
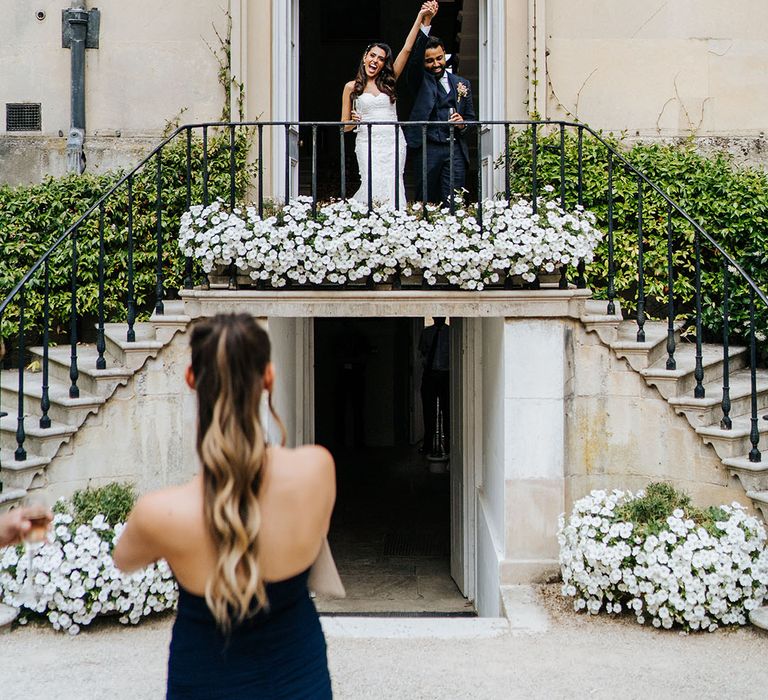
[541, 0, 768, 136]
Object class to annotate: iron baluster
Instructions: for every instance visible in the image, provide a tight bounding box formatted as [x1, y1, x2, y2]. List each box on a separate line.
[720, 261, 732, 430]
[505, 123, 511, 203]
[749, 289, 762, 462]
[258, 124, 265, 217]
[477, 126, 483, 238]
[421, 125, 428, 217]
[154, 148, 165, 315]
[202, 125, 209, 206]
[229, 125, 237, 209]
[312, 124, 318, 217]
[607, 153, 615, 315]
[183, 127, 193, 289]
[284, 124, 290, 204]
[559, 123, 566, 208]
[367, 122, 373, 213]
[40, 258, 51, 429]
[0, 313, 3, 492]
[394, 125, 401, 211]
[339, 125, 346, 200]
[96, 203, 106, 369]
[665, 203, 676, 370]
[531, 123, 538, 214]
[69, 228, 80, 399]
[576, 126, 586, 289]
[15, 288, 26, 461]
[635, 175, 646, 342]
[693, 228, 705, 398]
[126, 176, 136, 342]
[449, 126, 455, 214]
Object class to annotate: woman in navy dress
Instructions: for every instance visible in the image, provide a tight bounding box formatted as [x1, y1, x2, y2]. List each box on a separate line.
[114, 314, 336, 698]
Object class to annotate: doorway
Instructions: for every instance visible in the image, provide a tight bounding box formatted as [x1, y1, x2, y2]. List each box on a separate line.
[312, 317, 473, 615]
[297, 0, 479, 201]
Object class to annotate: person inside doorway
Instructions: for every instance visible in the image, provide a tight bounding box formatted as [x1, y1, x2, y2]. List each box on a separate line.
[419, 316, 449, 455]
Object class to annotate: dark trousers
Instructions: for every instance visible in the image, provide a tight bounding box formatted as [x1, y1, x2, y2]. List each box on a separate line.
[411, 143, 467, 205]
[421, 369, 450, 453]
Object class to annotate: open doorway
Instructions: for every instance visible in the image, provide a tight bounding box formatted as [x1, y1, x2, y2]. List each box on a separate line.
[312, 317, 473, 615]
[297, 0, 480, 201]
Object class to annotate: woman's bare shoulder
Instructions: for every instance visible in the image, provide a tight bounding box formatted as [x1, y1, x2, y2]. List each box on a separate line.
[343, 80, 356, 93]
[130, 481, 200, 531]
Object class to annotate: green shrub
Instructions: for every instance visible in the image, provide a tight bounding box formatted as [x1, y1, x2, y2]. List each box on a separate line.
[0, 128, 254, 349]
[504, 128, 768, 343]
[52, 482, 137, 528]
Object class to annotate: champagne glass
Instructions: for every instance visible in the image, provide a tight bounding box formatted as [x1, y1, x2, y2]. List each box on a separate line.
[351, 96, 359, 132]
[19, 494, 50, 608]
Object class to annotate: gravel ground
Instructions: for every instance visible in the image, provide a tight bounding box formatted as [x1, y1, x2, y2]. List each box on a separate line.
[1, 585, 767, 699]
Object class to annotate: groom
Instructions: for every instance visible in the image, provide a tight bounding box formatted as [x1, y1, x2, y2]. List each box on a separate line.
[403, 2, 476, 204]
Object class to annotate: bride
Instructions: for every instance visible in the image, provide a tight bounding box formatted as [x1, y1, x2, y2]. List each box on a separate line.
[340, 2, 437, 209]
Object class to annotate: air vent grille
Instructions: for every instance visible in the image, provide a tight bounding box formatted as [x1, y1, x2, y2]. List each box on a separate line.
[6, 103, 42, 132]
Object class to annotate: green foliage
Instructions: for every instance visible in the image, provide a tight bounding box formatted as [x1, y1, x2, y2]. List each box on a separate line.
[615, 482, 729, 538]
[505, 128, 768, 343]
[69, 482, 136, 528]
[0, 128, 254, 350]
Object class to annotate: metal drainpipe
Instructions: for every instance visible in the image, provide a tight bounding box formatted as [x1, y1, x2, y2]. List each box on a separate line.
[66, 0, 88, 174]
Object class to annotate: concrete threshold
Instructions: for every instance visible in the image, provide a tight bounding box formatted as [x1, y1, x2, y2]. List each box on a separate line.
[321, 616, 509, 640]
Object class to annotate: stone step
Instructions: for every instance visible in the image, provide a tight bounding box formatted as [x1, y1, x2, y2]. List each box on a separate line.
[724, 456, 768, 493]
[611, 320, 684, 371]
[668, 368, 768, 428]
[640, 343, 748, 400]
[696, 412, 768, 460]
[28, 344, 133, 398]
[151, 302, 192, 343]
[104, 322, 164, 370]
[0, 450, 50, 492]
[580, 299, 623, 344]
[0, 487, 27, 510]
[0, 414, 76, 458]
[746, 490, 768, 523]
[0, 371, 104, 428]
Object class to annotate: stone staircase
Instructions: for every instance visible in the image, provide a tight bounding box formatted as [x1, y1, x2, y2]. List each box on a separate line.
[580, 299, 768, 520]
[0, 301, 190, 509]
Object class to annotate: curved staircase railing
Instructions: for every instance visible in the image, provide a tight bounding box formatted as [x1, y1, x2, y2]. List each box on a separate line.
[0, 119, 766, 497]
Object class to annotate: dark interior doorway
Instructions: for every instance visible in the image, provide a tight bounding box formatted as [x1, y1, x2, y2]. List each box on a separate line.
[298, 0, 479, 202]
[313, 317, 471, 615]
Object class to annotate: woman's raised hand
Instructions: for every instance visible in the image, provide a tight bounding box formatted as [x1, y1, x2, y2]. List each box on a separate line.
[419, 1, 438, 21]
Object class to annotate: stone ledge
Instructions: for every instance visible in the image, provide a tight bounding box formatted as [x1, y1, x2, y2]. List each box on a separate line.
[180, 287, 593, 319]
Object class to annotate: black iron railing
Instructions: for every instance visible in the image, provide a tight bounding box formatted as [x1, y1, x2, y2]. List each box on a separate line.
[0, 119, 767, 492]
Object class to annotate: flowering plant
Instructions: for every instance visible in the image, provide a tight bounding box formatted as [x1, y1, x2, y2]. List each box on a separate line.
[558, 483, 768, 632]
[0, 493, 177, 635]
[178, 189, 602, 291]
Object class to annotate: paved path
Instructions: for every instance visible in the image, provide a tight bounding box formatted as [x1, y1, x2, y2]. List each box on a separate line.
[1, 585, 767, 699]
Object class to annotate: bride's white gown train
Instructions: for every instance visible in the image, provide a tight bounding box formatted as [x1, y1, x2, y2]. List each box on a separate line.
[352, 92, 407, 209]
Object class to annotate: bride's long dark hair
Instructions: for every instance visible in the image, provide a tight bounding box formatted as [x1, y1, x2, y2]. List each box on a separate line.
[353, 42, 396, 104]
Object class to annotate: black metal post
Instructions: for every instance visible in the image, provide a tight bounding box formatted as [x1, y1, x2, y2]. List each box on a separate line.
[749, 289, 762, 462]
[40, 258, 51, 429]
[202, 126, 209, 206]
[258, 124, 264, 217]
[449, 128, 455, 214]
[505, 123, 511, 203]
[559, 123, 566, 208]
[665, 203, 676, 370]
[394, 125, 401, 211]
[312, 124, 318, 217]
[607, 153, 615, 315]
[339, 125, 346, 200]
[127, 175, 136, 343]
[693, 228, 705, 398]
[69, 229, 80, 399]
[575, 127, 586, 289]
[636, 175, 646, 342]
[531, 123, 538, 214]
[183, 127, 193, 289]
[284, 124, 291, 205]
[720, 260, 732, 430]
[477, 127, 483, 237]
[15, 289, 26, 461]
[422, 125, 428, 217]
[367, 123, 373, 213]
[154, 149, 165, 315]
[229, 125, 237, 209]
[96, 203, 106, 369]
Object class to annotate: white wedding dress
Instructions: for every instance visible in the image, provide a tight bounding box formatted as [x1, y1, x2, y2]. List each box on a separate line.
[353, 92, 407, 209]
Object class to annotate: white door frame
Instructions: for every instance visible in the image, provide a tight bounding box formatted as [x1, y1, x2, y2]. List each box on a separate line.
[272, 0, 300, 199]
[479, 0, 508, 196]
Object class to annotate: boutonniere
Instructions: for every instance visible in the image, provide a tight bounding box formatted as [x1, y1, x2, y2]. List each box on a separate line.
[456, 81, 468, 106]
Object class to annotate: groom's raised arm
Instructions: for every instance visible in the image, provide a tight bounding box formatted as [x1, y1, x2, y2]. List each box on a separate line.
[405, 28, 429, 91]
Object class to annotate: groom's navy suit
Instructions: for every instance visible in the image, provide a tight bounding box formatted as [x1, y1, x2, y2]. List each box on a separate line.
[403, 30, 476, 204]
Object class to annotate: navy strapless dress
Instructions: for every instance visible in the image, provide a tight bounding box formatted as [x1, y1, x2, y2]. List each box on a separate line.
[167, 569, 332, 699]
